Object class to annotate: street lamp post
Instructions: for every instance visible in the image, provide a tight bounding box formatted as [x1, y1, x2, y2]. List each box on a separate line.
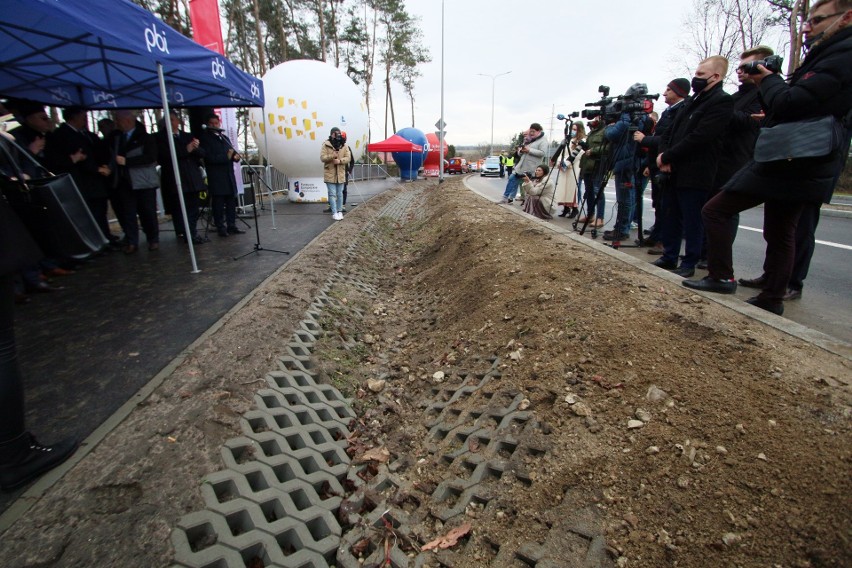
[477, 71, 511, 156]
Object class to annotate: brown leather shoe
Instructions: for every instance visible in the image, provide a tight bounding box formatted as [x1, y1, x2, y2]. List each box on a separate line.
[123, 244, 138, 255]
[782, 288, 802, 301]
[738, 275, 766, 288]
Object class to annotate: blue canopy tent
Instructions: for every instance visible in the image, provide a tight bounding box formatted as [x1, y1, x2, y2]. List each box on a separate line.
[0, 0, 265, 272]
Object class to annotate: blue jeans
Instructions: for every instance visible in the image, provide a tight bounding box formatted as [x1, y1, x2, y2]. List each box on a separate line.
[582, 173, 605, 219]
[326, 183, 344, 214]
[613, 171, 635, 235]
[661, 187, 708, 269]
[503, 175, 520, 200]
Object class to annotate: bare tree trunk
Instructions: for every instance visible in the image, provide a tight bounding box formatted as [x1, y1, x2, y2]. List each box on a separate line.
[386, 74, 396, 134]
[317, 0, 326, 62]
[252, 0, 267, 75]
[788, 0, 807, 73]
[330, 0, 340, 66]
[410, 95, 415, 128]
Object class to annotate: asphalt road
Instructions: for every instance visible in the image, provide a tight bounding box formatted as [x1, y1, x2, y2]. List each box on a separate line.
[464, 172, 852, 346]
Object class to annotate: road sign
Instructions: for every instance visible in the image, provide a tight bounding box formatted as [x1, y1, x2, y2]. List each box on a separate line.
[435, 118, 446, 130]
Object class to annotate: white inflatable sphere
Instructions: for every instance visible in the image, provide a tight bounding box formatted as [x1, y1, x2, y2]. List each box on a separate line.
[249, 60, 369, 201]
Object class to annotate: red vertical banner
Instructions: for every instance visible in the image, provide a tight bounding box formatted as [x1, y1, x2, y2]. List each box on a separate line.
[189, 0, 224, 54]
[189, 0, 245, 194]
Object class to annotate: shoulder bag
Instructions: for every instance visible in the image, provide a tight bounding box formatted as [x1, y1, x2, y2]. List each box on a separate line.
[753, 115, 844, 163]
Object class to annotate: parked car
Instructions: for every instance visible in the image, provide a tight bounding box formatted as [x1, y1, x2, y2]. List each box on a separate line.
[446, 157, 469, 174]
[480, 156, 502, 177]
[468, 161, 479, 172]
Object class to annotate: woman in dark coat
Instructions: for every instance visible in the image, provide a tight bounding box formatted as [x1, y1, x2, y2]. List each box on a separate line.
[684, 3, 852, 315]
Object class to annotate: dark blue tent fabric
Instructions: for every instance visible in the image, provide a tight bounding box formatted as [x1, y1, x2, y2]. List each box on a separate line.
[0, 0, 263, 109]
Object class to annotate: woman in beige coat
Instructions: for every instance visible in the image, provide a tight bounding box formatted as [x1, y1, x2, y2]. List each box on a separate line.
[521, 165, 556, 220]
[320, 127, 351, 220]
[551, 122, 586, 218]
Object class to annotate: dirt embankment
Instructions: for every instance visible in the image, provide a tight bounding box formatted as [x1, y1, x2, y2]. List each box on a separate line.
[0, 178, 849, 568]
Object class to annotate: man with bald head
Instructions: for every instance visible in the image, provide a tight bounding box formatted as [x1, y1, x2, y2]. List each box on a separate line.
[652, 55, 734, 278]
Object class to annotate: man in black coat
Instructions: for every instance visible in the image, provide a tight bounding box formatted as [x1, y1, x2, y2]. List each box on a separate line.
[684, 0, 852, 316]
[108, 110, 160, 254]
[654, 56, 734, 277]
[156, 111, 206, 244]
[45, 107, 114, 244]
[199, 113, 244, 237]
[635, 78, 690, 249]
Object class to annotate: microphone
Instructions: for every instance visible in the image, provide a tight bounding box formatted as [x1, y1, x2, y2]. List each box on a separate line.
[557, 113, 566, 120]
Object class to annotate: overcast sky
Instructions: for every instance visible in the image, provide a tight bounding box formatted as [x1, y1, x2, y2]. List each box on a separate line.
[394, 0, 714, 147]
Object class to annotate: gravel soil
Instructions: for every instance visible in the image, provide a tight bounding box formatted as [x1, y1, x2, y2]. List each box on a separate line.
[1, 178, 849, 568]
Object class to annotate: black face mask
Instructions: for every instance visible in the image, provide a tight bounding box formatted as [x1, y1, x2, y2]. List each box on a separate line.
[330, 136, 344, 150]
[691, 76, 709, 94]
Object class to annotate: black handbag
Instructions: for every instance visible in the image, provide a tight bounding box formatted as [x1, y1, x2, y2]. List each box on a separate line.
[753, 115, 844, 163]
[0, 138, 108, 260]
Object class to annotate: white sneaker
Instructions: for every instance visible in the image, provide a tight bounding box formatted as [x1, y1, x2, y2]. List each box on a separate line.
[334, 212, 342, 220]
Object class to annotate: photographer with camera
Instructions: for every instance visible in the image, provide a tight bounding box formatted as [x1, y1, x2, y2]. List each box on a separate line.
[684, 0, 852, 315]
[551, 121, 586, 218]
[634, 78, 690, 252]
[602, 83, 651, 242]
[653, 56, 734, 277]
[500, 123, 547, 204]
[519, 165, 556, 219]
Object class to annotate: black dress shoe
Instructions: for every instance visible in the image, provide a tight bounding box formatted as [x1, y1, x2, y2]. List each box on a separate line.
[191, 235, 208, 245]
[568, 208, 579, 219]
[782, 288, 802, 301]
[683, 276, 737, 294]
[672, 266, 695, 278]
[746, 296, 784, 316]
[738, 275, 767, 288]
[0, 433, 78, 492]
[217, 229, 229, 237]
[558, 207, 569, 217]
[651, 258, 678, 270]
[227, 227, 246, 234]
[603, 232, 630, 241]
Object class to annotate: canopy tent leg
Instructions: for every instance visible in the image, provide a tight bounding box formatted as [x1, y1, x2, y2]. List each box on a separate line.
[158, 64, 200, 274]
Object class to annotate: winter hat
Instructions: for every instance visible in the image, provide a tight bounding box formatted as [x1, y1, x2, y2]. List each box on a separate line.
[668, 78, 690, 98]
[329, 127, 341, 136]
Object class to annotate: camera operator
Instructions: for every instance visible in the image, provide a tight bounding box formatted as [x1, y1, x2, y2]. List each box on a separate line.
[578, 118, 609, 227]
[684, 0, 852, 315]
[602, 84, 650, 241]
[500, 123, 547, 204]
[634, 78, 690, 251]
[653, 56, 734, 277]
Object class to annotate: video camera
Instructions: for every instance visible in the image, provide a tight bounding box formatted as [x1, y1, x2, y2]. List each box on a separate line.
[581, 83, 659, 123]
[741, 54, 783, 75]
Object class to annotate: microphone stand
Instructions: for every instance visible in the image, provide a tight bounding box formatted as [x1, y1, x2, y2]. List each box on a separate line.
[208, 128, 289, 261]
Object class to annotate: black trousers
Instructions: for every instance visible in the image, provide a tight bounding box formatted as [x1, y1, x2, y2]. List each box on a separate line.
[0, 274, 25, 443]
[121, 186, 159, 246]
[212, 194, 237, 230]
[170, 192, 201, 238]
[703, 191, 804, 303]
[84, 195, 111, 241]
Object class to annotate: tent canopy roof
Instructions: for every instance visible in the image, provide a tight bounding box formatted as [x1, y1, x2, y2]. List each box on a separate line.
[0, 0, 263, 109]
[367, 134, 423, 153]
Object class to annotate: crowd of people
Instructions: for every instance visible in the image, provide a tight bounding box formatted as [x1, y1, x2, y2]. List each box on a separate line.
[0, 104, 249, 303]
[498, 0, 851, 318]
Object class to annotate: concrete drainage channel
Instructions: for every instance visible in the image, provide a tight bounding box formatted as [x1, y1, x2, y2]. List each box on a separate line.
[171, 187, 613, 567]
